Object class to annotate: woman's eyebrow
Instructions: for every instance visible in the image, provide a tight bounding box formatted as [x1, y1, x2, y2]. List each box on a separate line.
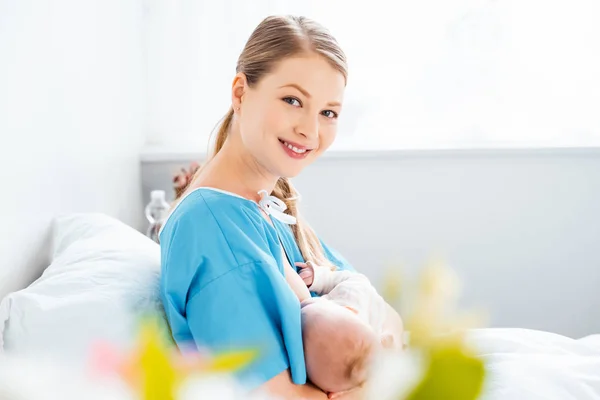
[279, 83, 311, 98]
[279, 83, 341, 107]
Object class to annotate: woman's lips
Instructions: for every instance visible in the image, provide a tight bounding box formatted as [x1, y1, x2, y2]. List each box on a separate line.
[279, 139, 312, 159]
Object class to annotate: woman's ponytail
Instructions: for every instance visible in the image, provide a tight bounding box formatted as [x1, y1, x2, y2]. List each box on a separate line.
[273, 178, 335, 269]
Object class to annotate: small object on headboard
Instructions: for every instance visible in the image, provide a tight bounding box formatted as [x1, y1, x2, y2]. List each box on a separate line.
[145, 190, 171, 243]
[173, 162, 200, 199]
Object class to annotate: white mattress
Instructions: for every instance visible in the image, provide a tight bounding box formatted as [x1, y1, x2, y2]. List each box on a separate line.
[466, 328, 600, 400]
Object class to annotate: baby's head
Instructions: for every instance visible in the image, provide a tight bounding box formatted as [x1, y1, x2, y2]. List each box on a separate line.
[300, 297, 378, 394]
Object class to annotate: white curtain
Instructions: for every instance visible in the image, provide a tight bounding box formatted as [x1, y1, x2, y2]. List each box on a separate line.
[142, 0, 600, 151]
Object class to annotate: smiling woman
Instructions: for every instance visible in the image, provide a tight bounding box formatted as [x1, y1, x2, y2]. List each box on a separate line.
[157, 15, 400, 400]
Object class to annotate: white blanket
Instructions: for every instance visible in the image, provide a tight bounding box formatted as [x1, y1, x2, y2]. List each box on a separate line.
[466, 328, 600, 400]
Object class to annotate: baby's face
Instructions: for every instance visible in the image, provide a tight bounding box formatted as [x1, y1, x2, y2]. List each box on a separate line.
[301, 298, 378, 393]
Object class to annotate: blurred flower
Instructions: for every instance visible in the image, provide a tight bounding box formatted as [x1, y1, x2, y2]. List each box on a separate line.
[363, 348, 425, 400]
[81, 260, 486, 400]
[90, 316, 259, 400]
[405, 345, 485, 400]
[2, 260, 487, 400]
[370, 259, 488, 400]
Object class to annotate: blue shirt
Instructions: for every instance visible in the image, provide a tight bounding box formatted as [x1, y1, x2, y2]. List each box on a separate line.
[159, 188, 354, 390]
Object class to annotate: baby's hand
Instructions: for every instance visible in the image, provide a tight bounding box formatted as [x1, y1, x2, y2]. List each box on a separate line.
[295, 262, 315, 287]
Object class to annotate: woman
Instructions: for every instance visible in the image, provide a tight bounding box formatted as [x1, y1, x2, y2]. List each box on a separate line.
[160, 15, 403, 399]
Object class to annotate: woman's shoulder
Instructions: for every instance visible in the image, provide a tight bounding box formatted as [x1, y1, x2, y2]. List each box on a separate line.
[160, 187, 265, 240]
[159, 187, 281, 275]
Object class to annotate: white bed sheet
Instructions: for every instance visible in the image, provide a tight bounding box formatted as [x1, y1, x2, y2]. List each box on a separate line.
[467, 328, 600, 400]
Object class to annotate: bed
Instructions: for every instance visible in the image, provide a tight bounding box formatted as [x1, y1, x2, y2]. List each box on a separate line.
[0, 184, 599, 399]
[469, 328, 600, 399]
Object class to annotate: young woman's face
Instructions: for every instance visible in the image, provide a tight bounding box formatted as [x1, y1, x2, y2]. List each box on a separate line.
[234, 55, 345, 178]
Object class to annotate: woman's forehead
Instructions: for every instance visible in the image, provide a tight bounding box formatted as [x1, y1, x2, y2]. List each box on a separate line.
[262, 55, 345, 103]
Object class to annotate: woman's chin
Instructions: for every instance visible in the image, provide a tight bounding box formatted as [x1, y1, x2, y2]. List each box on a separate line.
[268, 146, 319, 179]
[273, 162, 307, 179]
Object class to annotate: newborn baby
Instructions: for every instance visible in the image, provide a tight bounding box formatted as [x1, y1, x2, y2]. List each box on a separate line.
[296, 262, 404, 397]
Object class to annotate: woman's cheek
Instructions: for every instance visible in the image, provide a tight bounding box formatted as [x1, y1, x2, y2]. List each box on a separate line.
[319, 127, 337, 152]
[262, 106, 287, 135]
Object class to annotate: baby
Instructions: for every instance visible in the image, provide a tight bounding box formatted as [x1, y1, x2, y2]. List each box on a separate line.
[296, 262, 404, 397]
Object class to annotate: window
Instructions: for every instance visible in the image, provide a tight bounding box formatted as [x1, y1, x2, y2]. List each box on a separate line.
[143, 0, 600, 151]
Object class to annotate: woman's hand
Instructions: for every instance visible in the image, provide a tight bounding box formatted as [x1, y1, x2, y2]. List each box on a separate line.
[257, 370, 328, 399]
[327, 384, 366, 400]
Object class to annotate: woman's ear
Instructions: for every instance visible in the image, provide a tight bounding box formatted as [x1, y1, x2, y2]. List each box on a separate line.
[231, 72, 247, 112]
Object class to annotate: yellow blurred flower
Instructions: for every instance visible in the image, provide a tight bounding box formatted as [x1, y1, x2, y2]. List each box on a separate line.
[117, 317, 258, 400]
[377, 259, 488, 400]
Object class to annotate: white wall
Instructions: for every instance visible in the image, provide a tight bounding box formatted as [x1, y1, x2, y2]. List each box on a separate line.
[141, 1, 600, 150]
[142, 148, 600, 338]
[0, 0, 145, 298]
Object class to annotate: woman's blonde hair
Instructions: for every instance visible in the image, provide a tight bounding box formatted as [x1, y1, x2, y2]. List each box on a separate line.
[185, 15, 347, 267]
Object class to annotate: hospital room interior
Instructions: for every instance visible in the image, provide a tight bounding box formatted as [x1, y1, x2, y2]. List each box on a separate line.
[1, 1, 599, 399]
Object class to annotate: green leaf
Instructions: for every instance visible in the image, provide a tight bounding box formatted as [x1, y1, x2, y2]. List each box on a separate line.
[405, 346, 485, 400]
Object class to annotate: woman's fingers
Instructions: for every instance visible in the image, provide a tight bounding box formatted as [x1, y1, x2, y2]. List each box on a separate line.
[327, 386, 363, 399]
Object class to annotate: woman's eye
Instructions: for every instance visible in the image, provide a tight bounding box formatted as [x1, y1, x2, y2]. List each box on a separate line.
[283, 97, 301, 107]
[321, 110, 339, 119]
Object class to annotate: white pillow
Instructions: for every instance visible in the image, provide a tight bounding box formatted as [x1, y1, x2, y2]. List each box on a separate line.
[0, 213, 165, 365]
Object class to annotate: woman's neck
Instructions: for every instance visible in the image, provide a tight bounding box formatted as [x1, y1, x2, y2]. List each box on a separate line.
[192, 136, 279, 202]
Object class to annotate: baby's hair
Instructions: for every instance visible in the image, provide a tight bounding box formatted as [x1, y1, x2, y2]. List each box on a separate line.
[345, 335, 373, 387]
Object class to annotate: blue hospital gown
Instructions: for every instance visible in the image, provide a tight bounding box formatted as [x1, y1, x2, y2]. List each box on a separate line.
[159, 188, 354, 390]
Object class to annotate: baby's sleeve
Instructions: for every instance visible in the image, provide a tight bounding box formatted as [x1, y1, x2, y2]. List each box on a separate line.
[159, 199, 307, 390]
[310, 266, 354, 294]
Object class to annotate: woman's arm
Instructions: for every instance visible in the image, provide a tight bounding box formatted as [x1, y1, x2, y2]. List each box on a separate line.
[257, 370, 328, 399]
[284, 262, 312, 302]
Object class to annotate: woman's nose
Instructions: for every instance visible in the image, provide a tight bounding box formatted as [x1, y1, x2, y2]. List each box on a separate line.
[296, 114, 319, 141]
